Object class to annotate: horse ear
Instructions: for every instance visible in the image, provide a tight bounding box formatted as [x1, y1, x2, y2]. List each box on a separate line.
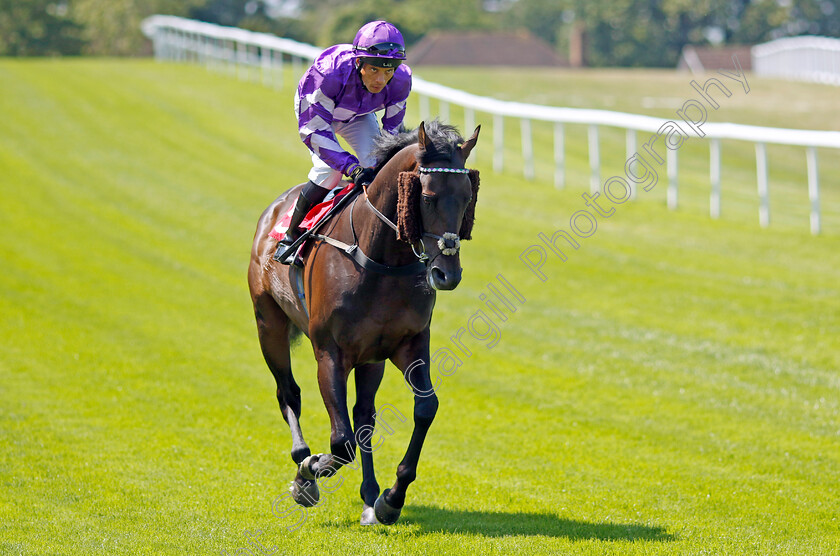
[417, 121, 431, 153]
[459, 125, 481, 161]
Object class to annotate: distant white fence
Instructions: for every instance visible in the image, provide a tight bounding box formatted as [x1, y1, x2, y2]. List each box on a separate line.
[753, 36, 840, 86]
[142, 16, 840, 235]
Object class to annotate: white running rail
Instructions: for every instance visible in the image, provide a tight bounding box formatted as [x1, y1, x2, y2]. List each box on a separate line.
[752, 36, 840, 86]
[142, 16, 840, 235]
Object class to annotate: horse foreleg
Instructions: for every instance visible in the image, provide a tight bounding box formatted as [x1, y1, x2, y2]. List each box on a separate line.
[297, 347, 356, 483]
[353, 362, 386, 525]
[376, 331, 438, 525]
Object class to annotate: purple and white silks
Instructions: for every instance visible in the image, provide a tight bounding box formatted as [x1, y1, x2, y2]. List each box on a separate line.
[295, 44, 411, 186]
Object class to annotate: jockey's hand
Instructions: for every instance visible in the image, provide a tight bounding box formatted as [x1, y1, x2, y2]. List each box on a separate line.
[350, 166, 377, 186]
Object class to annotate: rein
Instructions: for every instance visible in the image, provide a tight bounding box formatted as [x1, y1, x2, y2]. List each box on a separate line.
[310, 169, 465, 276]
[364, 172, 464, 258]
[311, 190, 426, 277]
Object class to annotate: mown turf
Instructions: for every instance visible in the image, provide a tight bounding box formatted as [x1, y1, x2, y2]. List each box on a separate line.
[1, 59, 838, 555]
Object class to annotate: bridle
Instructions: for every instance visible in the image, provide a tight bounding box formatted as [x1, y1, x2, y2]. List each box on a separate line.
[307, 167, 467, 276]
[365, 165, 468, 261]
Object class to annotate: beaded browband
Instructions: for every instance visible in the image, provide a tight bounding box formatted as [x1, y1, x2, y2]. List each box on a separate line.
[417, 166, 470, 174]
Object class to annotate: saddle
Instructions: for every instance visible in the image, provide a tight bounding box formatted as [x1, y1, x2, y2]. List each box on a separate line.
[269, 182, 356, 242]
[269, 180, 428, 277]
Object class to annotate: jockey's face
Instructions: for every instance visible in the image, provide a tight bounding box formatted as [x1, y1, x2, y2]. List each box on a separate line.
[358, 62, 395, 94]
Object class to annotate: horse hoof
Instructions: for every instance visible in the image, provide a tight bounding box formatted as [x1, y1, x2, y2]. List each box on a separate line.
[289, 477, 319, 507]
[360, 504, 380, 526]
[373, 490, 401, 525]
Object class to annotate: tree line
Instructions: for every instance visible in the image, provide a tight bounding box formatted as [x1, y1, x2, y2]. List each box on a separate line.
[2, 0, 838, 67]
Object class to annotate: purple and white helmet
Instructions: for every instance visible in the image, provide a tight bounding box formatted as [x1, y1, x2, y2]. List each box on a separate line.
[353, 20, 406, 68]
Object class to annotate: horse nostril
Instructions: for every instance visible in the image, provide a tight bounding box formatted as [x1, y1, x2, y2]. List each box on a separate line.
[429, 266, 462, 291]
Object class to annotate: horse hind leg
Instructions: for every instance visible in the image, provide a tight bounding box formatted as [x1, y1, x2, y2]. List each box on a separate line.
[254, 295, 320, 507]
[254, 295, 312, 461]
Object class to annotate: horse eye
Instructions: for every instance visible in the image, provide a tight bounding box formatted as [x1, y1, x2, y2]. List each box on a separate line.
[422, 194, 436, 206]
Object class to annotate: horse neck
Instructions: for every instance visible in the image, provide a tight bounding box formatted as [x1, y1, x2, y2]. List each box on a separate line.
[356, 148, 418, 265]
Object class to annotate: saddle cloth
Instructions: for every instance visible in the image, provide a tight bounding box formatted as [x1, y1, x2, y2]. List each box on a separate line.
[269, 182, 356, 241]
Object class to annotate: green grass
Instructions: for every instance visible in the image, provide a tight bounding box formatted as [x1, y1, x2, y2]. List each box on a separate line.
[1, 58, 839, 555]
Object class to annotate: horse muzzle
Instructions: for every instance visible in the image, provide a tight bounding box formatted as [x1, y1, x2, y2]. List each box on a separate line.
[428, 262, 462, 291]
[423, 232, 462, 291]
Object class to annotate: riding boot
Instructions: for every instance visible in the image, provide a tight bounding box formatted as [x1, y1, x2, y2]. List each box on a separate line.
[274, 181, 329, 265]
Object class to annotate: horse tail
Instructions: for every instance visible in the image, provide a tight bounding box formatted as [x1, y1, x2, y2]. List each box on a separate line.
[289, 323, 304, 346]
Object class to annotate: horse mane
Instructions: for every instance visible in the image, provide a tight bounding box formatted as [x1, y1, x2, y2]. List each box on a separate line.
[372, 119, 465, 171]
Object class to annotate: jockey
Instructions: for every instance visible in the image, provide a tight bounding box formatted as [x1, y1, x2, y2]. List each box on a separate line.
[276, 20, 412, 263]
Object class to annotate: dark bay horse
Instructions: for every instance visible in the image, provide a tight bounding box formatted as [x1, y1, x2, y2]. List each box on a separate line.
[248, 121, 480, 525]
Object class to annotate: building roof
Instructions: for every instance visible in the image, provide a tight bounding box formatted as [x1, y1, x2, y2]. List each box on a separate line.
[677, 45, 753, 74]
[408, 30, 567, 67]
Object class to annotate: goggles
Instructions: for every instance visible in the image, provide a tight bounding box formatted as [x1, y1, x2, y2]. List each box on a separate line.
[358, 56, 402, 69]
[355, 42, 406, 59]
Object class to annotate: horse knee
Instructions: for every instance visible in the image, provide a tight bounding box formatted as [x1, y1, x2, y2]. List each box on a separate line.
[413, 395, 439, 427]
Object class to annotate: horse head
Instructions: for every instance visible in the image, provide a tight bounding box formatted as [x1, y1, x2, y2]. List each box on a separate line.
[397, 121, 481, 291]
